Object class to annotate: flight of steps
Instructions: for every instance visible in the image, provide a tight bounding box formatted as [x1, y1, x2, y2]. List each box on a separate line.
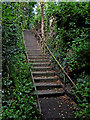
[24, 30, 75, 119]
[27, 49, 65, 97]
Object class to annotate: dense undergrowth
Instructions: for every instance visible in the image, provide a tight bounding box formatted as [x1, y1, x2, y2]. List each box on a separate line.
[2, 2, 39, 119]
[2, 2, 90, 119]
[30, 2, 90, 119]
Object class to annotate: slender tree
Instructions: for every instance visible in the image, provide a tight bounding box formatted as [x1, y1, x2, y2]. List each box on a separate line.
[40, 2, 44, 39]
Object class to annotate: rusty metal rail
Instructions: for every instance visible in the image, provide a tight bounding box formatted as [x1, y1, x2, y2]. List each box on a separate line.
[32, 28, 77, 88]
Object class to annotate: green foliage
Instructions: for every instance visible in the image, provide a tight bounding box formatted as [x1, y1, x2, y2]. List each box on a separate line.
[66, 28, 89, 72]
[72, 74, 90, 119]
[2, 2, 39, 119]
[2, 55, 38, 119]
[44, 2, 89, 72]
[30, 4, 41, 28]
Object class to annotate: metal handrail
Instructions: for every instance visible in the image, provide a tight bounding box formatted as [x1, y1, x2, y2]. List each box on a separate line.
[32, 27, 77, 88]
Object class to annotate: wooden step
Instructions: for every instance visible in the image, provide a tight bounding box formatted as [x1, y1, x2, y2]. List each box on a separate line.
[34, 81, 62, 90]
[32, 71, 55, 77]
[28, 54, 44, 56]
[29, 57, 49, 60]
[35, 88, 65, 96]
[32, 66, 52, 71]
[29, 59, 49, 63]
[28, 52, 43, 54]
[26, 49, 42, 53]
[31, 62, 50, 67]
[33, 76, 58, 82]
[26, 47, 40, 49]
[26, 45, 38, 47]
[27, 51, 43, 55]
[28, 55, 48, 59]
[26, 48, 41, 51]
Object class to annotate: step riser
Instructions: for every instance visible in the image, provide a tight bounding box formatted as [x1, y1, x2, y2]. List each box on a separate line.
[26, 46, 40, 48]
[32, 67, 51, 71]
[26, 49, 41, 51]
[30, 60, 49, 63]
[36, 86, 61, 90]
[27, 52, 43, 54]
[26, 45, 38, 46]
[28, 54, 48, 56]
[37, 93, 65, 97]
[34, 78, 57, 82]
[27, 49, 40, 50]
[28, 56, 49, 59]
[29, 58, 49, 61]
[28, 54, 44, 56]
[29, 58, 49, 60]
[26, 46, 40, 47]
[31, 64, 50, 67]
[32, 73, 55, 77]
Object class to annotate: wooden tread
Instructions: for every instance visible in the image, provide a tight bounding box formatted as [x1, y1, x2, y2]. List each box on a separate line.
[33, 76, 58, 82]
[32, 71, 55, 77]
[34, 82, 61, 87]
[31, 62, 50, 67]
[35, 88, 65, 96]
[32, 66, 51, 71]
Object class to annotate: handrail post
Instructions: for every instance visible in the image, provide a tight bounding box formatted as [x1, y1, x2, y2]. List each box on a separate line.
[43, 37, 46, 55]
[64, 74, 66, 87]
[44, 43, 45, 55]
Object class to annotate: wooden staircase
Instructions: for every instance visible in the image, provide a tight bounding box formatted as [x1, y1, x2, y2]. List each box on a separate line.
[23, 30, 75, 119]
[28, 50, 65, 97]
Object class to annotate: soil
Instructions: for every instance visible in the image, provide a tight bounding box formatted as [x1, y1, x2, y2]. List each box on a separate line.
[39, 94, 76, 120]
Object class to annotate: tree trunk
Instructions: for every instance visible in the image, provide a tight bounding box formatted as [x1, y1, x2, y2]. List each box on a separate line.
[40, 2, 44, 39]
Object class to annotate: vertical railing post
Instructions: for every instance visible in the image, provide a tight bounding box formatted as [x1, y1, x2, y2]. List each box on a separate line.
[44, 43, 45, 55]
[43, 38, 46, 55]
[64, 74, 66, 87]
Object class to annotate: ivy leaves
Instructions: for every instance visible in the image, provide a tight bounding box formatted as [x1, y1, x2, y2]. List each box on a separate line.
[2, 2, 39, 120]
